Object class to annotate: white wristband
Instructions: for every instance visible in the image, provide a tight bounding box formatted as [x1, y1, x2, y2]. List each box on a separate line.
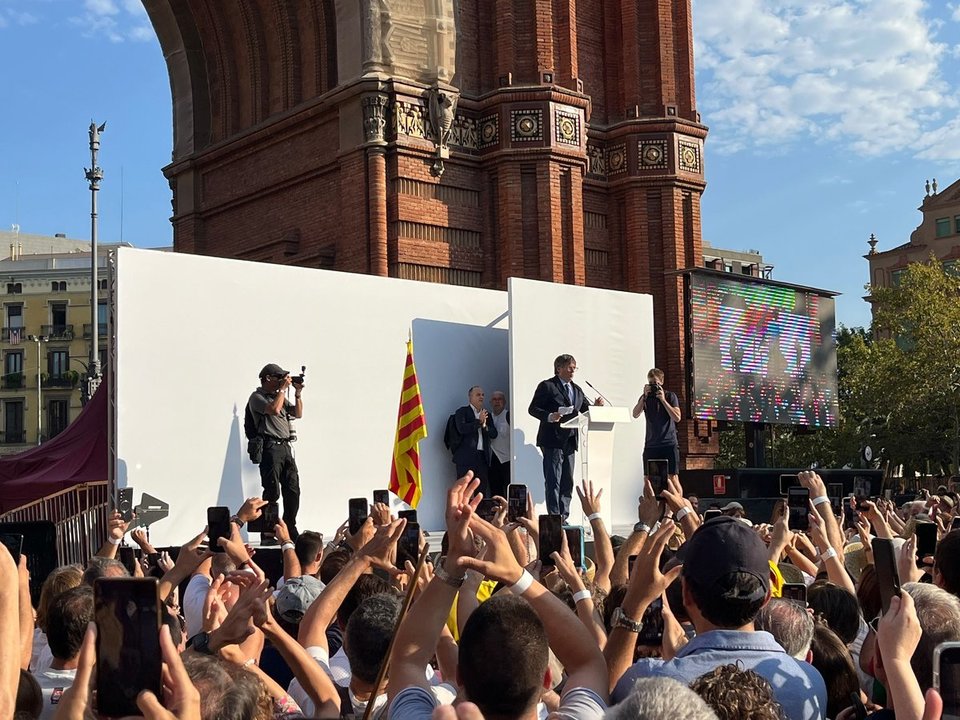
[821, 547, 837, 561]
[586, 512, 602, 522]
[509, 569, 534, 596]
[675, 507, 691, 521]
[572, 589, 592, 604]
[811, 495, 831, 507]
[281, 542, 295, 552]
[107, 537, 121, 545]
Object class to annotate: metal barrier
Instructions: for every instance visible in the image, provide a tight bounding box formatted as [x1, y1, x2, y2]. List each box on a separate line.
[0, 482, 110, 566]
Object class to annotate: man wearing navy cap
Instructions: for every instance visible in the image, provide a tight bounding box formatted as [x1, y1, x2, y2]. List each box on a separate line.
[607, 516, 827, 720]
[247, 363, 304, 540]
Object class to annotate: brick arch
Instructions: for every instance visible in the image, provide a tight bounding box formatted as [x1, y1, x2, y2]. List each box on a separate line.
[142, 0, 338, 158]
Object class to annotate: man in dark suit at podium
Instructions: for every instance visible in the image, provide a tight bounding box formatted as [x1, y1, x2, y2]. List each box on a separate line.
[528, 354, 603, 518]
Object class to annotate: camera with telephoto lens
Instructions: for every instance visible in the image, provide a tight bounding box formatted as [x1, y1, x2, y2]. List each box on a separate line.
[291, 365, 306, 386]
[648, 382, 662, 397]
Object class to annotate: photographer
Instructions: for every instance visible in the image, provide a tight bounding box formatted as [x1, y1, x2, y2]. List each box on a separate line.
[632, 368, 682, 481]
[247, 363, 304, 542]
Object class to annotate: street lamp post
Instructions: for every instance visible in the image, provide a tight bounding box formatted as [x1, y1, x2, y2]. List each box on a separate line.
[27, 335, 48, 445]
[83, 121, 105, 406]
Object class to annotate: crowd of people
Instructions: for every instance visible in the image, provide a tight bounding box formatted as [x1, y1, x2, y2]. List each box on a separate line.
[1, 468, 959, 720]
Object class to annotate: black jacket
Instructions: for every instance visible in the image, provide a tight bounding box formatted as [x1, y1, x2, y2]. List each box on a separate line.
[528, 375, 591, 449]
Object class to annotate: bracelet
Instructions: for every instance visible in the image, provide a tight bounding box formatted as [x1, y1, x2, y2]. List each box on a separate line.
[281, 542, 295, 552]
[230, 515, 245, 529]
[243, 658, 256, 667]
[820, 547, 837, 561]
[811, 495, 831, 507]
[572, 589, 592, 604]
[107, 537, 121, 545]
[509, 569, 534, 596]
[586, 512, 602, 522]
[675, 507, 691, 521]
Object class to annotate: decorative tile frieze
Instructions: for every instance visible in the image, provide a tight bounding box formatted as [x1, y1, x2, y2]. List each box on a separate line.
[449, 114, 479, 151]
[510, 109, 543, 142]
[554, 109, 580, 146]
[678, 139, 702, 173]
[479, 114, 499, 148]
[638, 140, 668, 170]
[606, 143, 627, 175]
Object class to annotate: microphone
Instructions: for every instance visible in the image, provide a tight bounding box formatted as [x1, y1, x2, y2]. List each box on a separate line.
[584, 380, 612, 406]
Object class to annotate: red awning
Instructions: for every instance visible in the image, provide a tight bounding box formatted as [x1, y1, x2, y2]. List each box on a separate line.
[0, 382, 108, 513]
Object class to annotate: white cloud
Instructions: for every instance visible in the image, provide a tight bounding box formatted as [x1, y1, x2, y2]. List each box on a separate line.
[72, 0, 155, 43]
[0, 7, 39, 28]
[694, 0, 958, 159]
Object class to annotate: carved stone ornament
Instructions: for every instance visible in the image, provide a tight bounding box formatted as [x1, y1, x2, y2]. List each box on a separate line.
[587, 143, 606, 177]
[427, 85, 460, 176]
[449, 114, 479, 151]
[362, 94, 390, 143]
[394, 100, 428, 139]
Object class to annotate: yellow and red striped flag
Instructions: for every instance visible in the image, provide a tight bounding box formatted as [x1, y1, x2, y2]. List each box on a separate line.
[389, 339, 428, 507]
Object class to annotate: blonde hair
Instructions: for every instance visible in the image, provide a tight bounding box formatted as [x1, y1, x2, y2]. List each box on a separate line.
[36, 564, 83, 634]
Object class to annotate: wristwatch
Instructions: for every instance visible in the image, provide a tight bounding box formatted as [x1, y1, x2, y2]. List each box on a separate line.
[230, 515, 244, 529]
[434, 563, 466, 589]
[188, 631, 215, 655]
[611, 607, 643, 633]
[633, 521, 651, 534]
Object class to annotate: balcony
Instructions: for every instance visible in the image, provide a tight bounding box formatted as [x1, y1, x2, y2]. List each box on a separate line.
[0, 430, 26, 444]
[41, 371, 80, 389]
[82, 323, 107, 339]
[41, 324, 74, 341]
[1, 373, 24, 390]
[1, 327, 25, 343]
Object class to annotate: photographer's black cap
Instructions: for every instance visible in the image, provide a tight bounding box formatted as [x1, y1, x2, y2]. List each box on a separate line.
[259, 363, 289, 379]
[680, 516, 770, 602]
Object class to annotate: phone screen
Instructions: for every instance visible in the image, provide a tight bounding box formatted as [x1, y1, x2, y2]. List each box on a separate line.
[508, 484, 528, 522]
[781, 583, 807, 606]
[477, 498, 497, 522]
[935, 643, 960, 720]
[398, 522, 420, 565]
[647, 460, 668, 496]
[539, 515, 563, 567]
[564, 526, 584, 570]
[95, 578, 162, 718]
[638, 598, 664, 646]
[780, 474, 799, 496]
[0, 533, 22, 565]
[118, 546, 137, 575]
[373, 490, 390, 506]
[248, 501, 279, 533]
[207, 506, 231, 553]
[828, 482, 843, 499]
[117, 487, 134, 522]
[349, 498, 369, 534]
[952, 516, 960, 532]
[916, 522, 938, 562]
[703, 509, 722, 521]
[872, 537, 901, 615]
[398, 509, 418, 524]
[788, 487, 810, 532]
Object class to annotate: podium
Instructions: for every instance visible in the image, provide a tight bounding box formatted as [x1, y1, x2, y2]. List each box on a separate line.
[561, 406, 632, 528]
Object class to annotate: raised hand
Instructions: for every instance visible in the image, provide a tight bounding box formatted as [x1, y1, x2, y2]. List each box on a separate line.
[576, 479, 603, 517]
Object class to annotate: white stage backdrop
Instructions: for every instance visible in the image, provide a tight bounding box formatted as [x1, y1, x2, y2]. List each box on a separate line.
[508, 278, 655, 530]
[115, 248, 508, 545]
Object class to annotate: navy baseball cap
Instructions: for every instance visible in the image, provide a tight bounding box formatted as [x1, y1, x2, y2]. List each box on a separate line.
[680, 516, 770, 601]
[259, 363, 289, 378]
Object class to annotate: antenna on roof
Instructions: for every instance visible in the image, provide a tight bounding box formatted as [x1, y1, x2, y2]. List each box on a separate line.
[120, 165, 124, 244]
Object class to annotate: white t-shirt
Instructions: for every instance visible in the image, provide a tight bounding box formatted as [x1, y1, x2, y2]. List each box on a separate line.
[31, 628, 54, 673]
[35, 668, 77, 720]
[183, 574, 212, 640]
[327, 645, 441, 688]
[288, 646, 454, 718]
[389, 684, 606, 720]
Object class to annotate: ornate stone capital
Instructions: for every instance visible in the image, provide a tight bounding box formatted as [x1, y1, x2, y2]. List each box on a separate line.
[362, 93, 390, 143]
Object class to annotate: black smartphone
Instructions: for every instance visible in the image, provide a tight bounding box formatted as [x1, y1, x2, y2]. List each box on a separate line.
[207, 506, 231, 553]
[94, 577, 162, 718]
[0, 533, 23, 565]
[373, 490, 390, 506]
[779, 474, 799, 496]
[843, 496, 856, 528]
[398, 522, 420, 564]
[118, 546, 138, 575]
[539, 514, 563, 567]
[952, 516, 960, 532]
[628, 554, 638, 575]
[647, 459, 668, 497]
[781, 582, 807, 606]
[851, 692, 868, 720]
[398, 509, 418, 524]
[933, 642, 960, 720]
[787, 487, 810, 532]
[248, 501, 279, 533]
[508, 484, 528, 522]
[916, 522, 938, 565]
[349, 498, 369, 535]
[564, 526, 584, 570]
[873, 537, 901, 616]
[116, 487, 134, 522]
[638, 597, 664, 646]
[477, 497, 498, 522]
[828, 483, 843, 514]
[703, 509, 722, 521]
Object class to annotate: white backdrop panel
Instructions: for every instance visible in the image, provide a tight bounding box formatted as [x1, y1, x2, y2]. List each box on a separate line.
[508, 278, 655, 529]
[115, 248, 508, 545]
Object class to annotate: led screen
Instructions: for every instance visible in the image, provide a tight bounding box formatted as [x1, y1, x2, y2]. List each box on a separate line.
[689, 272, 838, 427]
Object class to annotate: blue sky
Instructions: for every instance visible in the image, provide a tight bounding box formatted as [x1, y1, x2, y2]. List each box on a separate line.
[2, 0, 959, 330]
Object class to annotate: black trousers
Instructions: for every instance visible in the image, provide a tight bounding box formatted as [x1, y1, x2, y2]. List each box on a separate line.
[259, 441, 300, 536]
[456, 448, 490, 498]
[489, 455, 511, 499]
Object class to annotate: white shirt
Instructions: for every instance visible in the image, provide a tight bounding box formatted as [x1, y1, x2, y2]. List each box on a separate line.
[472, 406, 483, 450]
[36, 668, 77, 720]
[183, 574, 212, 640]
[490, 410, 510, 463]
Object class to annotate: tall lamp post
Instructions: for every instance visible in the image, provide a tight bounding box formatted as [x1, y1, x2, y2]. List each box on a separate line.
[27, 335, 48, 445]
[83, 121, 105, 406]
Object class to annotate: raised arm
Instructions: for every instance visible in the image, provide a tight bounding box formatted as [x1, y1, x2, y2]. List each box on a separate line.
[577, 479, 613, 592]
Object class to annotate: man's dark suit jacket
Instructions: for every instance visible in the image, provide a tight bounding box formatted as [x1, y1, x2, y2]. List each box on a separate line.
[452, 404, 499, 466]
[528, 375, 591, 450]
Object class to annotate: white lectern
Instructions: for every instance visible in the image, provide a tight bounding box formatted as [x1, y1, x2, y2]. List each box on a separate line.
[561, 406, 632, 528]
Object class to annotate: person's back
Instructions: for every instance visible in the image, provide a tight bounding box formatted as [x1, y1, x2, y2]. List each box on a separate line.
[36, 586, 93, 720]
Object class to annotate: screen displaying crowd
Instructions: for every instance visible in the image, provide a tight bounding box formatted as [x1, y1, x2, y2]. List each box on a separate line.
[689, 273, 839, 428]
[3, 469, 959, 720]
